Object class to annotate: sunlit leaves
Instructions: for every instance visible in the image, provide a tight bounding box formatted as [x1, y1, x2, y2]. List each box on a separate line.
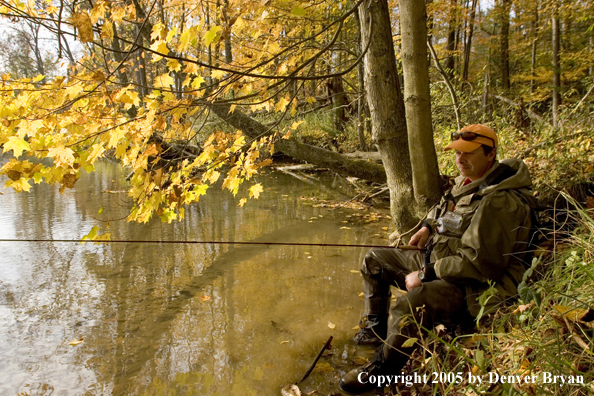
[0, 0, 360, 226]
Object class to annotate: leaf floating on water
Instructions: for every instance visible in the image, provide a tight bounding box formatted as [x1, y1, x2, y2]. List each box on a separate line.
[312, 362, 334, 374]
[69, 337, 84, 346]
[349, 270, 359, 274]
[340, 226, 351, 230]
[328, 321, 336, 329]
[280, 384, 301, 396]
[353, 356, 369, 366]
[254, 366, 265, 381]
[200, 295, 211, 301]
[280, 340, 290, 344]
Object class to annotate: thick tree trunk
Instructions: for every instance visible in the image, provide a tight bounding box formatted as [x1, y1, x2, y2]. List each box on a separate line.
[209, 103, 387, 183]
[399, 0, 441, 209]
[328, 76, 349, 134]
[359, 0, 417, 233]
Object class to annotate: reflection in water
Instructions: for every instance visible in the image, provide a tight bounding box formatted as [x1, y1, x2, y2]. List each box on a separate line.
[0, 157, 390, 395]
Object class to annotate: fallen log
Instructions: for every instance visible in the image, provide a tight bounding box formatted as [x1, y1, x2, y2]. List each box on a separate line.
[209, 102, 387, 184]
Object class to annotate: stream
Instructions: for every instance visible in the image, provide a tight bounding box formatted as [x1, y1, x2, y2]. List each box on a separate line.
[0, 157, 391, 395]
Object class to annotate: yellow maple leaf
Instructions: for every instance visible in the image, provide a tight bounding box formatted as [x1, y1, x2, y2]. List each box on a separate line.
[166, 26, 177, 43]
[204, 26, 222, 46]
[3, 136, 31, 157]
[183, 62, 199, 75]
[87, 143, 105, 164]
[48, 146, 75, 166]
[191, 76, 205, 89]
[101, 21, 113, 42]
[167, 59, 182, 72]
[178, 26, 198, 52]
[5, 178, 32, 192]
[149, 40, 169, 62]
[212, 69, 225, 79]
[249, 183, 263, 198]
[154, 73, 175, 88]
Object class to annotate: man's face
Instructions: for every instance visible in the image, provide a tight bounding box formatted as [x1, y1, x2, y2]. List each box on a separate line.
[455, 146, 496, 181]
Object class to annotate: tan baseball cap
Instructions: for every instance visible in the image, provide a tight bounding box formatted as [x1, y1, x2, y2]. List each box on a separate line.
[445, 124, 498, 152]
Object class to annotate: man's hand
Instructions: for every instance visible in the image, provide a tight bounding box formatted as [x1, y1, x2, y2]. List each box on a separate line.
[405, 271, 422, 291]
[409, 226, 431, 248]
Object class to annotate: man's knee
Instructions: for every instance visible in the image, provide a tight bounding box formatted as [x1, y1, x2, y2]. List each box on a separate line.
[406, 282, 466, 322]
[361, 249, 384, 277]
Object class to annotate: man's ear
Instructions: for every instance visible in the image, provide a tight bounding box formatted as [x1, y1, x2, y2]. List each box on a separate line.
[488, 148, 497, 161]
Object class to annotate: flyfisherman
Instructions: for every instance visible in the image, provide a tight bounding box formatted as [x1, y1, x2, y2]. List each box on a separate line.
[339, 124, 538, 394]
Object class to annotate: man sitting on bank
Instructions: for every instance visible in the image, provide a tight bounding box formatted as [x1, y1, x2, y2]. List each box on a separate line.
[339, 124, 537, 394]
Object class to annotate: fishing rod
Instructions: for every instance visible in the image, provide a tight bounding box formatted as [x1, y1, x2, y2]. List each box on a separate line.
[0, 238, 422, 250]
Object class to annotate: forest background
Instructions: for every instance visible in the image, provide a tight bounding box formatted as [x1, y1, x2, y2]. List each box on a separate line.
[0, 0, 593, 394]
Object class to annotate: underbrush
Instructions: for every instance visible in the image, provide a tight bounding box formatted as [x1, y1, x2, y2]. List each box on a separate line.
[390, 195, 594, 396]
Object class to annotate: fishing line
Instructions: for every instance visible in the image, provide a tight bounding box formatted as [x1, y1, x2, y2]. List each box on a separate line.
[0, 238, 407, 249]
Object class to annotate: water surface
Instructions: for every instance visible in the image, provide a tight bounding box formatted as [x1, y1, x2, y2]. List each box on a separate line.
[0, 158, 390, 395]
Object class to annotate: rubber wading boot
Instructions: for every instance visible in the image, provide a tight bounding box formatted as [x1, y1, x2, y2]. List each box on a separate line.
[339, 361, 386, 395]
[351, 314, 387, 346]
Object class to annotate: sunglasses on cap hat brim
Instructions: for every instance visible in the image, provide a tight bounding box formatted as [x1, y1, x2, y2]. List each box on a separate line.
[444, 131, 496, 152]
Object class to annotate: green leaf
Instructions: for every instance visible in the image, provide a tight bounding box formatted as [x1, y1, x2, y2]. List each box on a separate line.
[401, 337, 418, 348]
[518, 282, 541, 307]
[475, 349, 485, 370]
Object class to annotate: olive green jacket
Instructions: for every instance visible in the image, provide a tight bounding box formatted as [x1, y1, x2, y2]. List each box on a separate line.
[426, 159, 537, 317]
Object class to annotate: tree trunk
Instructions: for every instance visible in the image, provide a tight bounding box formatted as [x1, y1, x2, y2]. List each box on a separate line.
[359, 0, 417, 233]
[552, 3, 561, 127]
[499, 0, 512, 90]
[110, 22, 129, 86]
[462, 0, 477, 81]
[399, 0, 441, 209]
[444, 0, 457, 77]
[355, 8, 368, 152]
[530, 0, 539, 94]
[328, 76, 348, 134]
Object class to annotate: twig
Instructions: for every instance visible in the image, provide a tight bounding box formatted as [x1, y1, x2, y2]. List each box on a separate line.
[297, 336, 333, 384]
[562, 316, 591, 353]
[569, 83, 594, 116]
[427, 39, 461, 130]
